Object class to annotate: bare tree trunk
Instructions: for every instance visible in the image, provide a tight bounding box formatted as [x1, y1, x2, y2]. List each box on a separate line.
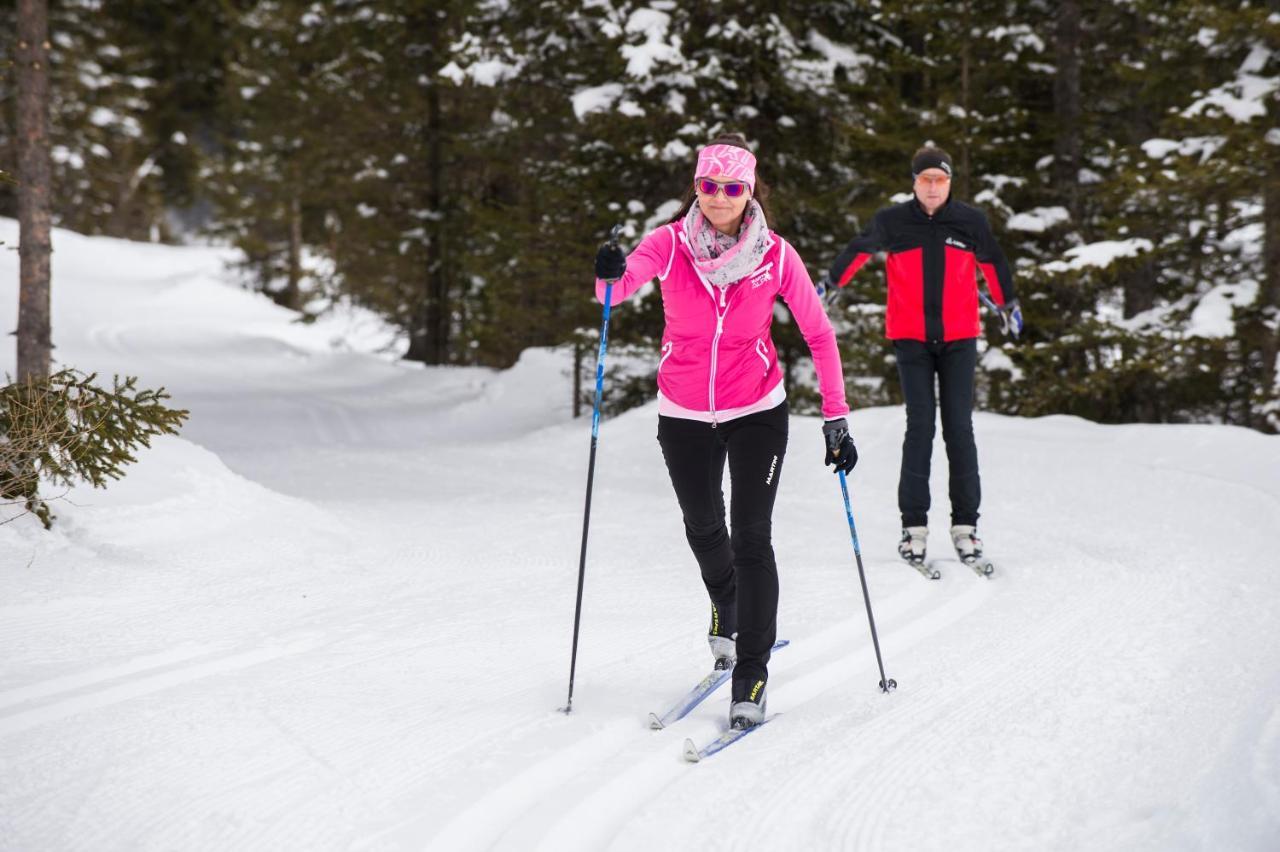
[958, 0, 971, 201]
[15, 0, 53, 382]
[425, 80, 448, 365]
[1053, 0, 1082, 224]
[1260, 140, 1280, 421]
[406, 79, 448, 365]
[284, 195, 303, 311]
[1123, 261, 1158, 318]
[573, 338, 583, 418]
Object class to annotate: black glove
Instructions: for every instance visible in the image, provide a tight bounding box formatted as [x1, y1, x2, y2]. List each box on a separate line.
[815, 271, 839, 307]
[594, 242, 626, 281]
[823, 418, 858, 474]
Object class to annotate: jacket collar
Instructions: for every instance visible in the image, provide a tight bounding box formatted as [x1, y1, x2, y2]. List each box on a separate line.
[910, 196, 954, 222]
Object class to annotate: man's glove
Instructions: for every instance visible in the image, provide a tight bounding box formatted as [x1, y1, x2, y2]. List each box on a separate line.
[823, 418, 858, 474]
[594, 242, 627, 281]
[815, 271, 839, 307]
[999, 299, 1023, 339]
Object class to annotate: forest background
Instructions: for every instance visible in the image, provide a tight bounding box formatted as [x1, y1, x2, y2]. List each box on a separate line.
[2, 0, 1277, 431]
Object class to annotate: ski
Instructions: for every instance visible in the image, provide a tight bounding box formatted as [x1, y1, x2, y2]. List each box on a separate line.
[683, 716, 776, 762]
[921, 556, 995, 578]
[649, 639, 789, 730]
[961, 555, 996, 577]
[903, 557, 941, 580]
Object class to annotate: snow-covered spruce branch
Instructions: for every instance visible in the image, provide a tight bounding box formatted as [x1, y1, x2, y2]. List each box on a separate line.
[0, 369, 189, 529]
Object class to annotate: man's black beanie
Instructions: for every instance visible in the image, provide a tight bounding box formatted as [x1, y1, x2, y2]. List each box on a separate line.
[911, 148, 953, 178]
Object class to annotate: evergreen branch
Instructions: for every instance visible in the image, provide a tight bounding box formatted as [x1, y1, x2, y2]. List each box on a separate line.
[0, 369, 190, 529]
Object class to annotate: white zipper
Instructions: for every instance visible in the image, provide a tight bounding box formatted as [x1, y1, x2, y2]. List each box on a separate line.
[658, 341, 673, 372]
[709, 308, 726, 425]
[679, 229, 753, 428]
[755, 339, 770, 374]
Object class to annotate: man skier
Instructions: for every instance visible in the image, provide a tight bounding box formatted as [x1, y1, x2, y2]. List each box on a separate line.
[827, 145, 1022, 575]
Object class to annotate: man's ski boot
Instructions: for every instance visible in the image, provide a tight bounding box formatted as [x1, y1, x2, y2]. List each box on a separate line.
[898, 525, 939, 580]
[729, 678, 767, 730]
[951, 524, 995, 577]
[708, 599, 737, 670]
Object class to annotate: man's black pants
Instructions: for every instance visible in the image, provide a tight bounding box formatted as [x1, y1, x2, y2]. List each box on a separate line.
[894, 338, 980, 528]
[657, 402, 788, 695]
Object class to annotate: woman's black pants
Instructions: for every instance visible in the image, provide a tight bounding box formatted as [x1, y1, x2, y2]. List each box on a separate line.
[657, 402, 788, 697]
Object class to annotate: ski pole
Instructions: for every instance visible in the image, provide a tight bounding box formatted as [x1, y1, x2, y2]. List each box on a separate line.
[562, 224, 623, 714]
[979, 290, 1013, 336]
[837, 470, 897, 693]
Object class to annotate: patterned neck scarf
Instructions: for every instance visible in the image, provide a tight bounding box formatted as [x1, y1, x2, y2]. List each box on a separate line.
[682, 199, 770, 287]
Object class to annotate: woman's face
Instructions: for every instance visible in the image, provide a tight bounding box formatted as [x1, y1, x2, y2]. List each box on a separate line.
[695, 174, 752, 235]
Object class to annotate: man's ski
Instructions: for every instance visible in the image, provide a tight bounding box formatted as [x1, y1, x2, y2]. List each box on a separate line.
[683, 716, 776, 762]
[649, 639, 789, 730]
[919, 557, 995, 578]
[960, 555, 996, 577]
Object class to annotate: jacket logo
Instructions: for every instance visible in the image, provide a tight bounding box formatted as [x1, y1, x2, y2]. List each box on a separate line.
[750, 270, 772, 288]
[945, 236, 970, 250]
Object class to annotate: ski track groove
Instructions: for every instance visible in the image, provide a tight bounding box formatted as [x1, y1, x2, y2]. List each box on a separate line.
[832, 545, 1167, 850]
[0, 636, 324, 739]
[423, 571, 986, 852]
[715, 573, 1011, 851]
[844, 605, 1088, 852]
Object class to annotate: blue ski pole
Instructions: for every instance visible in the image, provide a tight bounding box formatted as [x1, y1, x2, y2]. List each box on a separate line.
[980, 290, 1020, 338]
[837, 470, 896, 693]
[562, 225, 623, 714]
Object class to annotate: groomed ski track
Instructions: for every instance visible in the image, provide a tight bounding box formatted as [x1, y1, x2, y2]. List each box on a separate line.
[1, 221, 1278, 851]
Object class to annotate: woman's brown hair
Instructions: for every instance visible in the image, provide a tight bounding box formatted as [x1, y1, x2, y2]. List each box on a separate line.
[667, 133, 772, 227]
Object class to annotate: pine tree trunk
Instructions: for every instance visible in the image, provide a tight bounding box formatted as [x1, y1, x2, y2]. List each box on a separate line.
[15, 0, 53, 382]
[1123, 261, 1157, 318]
[573, 338, 583, 418]
[1260, 137, 1280, 419]
[1052, 0, 1082, 224]
[285, 195, 302, 311]
[406, 80, 448, 365]
[958, 0, 971, 202]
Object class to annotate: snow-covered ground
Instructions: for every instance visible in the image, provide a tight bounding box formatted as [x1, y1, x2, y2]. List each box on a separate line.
[1, 219, 1278, 851]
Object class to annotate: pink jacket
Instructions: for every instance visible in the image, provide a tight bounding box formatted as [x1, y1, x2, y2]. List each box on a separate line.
[595, 220, 849, 422]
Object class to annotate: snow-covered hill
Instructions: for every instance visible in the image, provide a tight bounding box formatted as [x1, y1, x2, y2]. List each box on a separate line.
[1, 220, 1278, 851]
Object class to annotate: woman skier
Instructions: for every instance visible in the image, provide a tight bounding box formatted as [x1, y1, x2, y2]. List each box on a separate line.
[593, 134, 856, 729]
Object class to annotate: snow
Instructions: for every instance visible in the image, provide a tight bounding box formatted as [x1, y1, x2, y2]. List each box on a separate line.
[1223, 222, 1264, 259]
[979, 346, 1023, 381]
[621, 9, 683, 79]
[1043, 238, 1154, 273]
[572, 83, 624, 120]
[1183, 46, 1279, 123]
[50, 145, 86, 170]
[1141, 136, 1227, 165]
[1006, 206, 1070, 233]
[1, 219, 1280, 850]
[798, 31, 873, 87]
[1187, 280, 1259, 338]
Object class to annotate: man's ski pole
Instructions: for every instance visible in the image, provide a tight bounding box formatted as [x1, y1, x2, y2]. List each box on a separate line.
[837, 470, 897, 693]
[979, 290, 1016, 337]
[562, 225, 623, 714]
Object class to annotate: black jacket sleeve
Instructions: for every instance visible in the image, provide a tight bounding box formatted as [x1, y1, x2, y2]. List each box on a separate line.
[973, 212, 1017, 306]
[828, 212, 888, 287]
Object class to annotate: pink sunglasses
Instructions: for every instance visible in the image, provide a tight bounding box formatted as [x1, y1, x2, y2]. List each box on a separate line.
[697, 178, 749, 198]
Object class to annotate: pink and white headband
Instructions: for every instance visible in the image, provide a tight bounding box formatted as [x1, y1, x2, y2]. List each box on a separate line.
[695, 144, 756, 191]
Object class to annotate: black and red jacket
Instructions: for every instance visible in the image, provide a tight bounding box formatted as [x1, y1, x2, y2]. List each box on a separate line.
[828, 198, 1016, 342]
